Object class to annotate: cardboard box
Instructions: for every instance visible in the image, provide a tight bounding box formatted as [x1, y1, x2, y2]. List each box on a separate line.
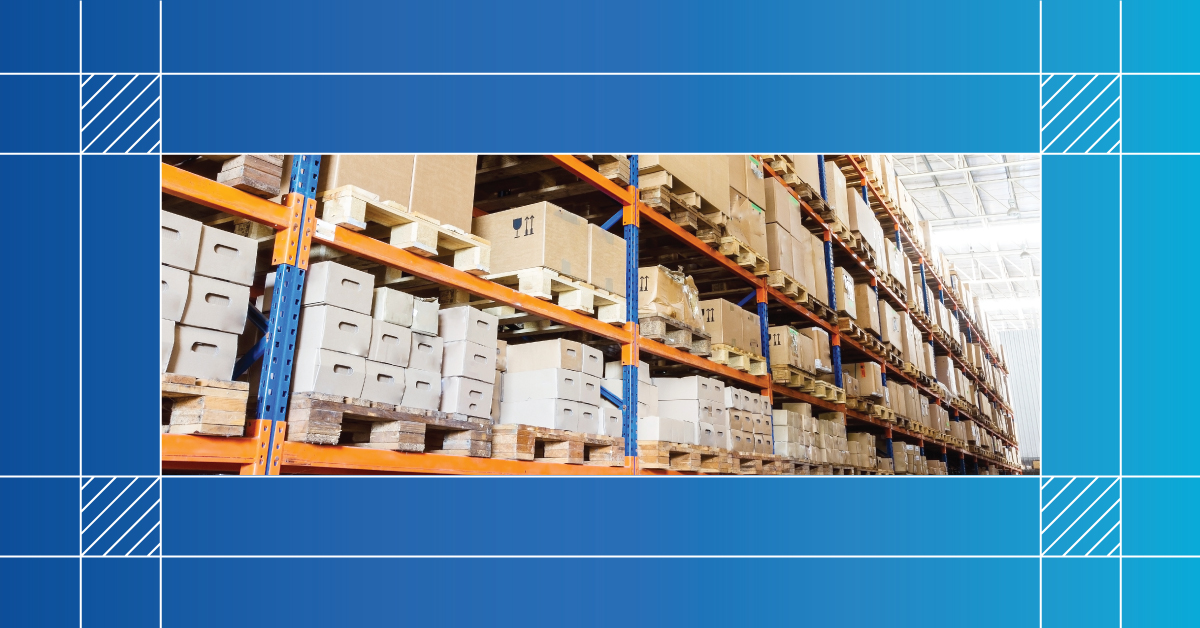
[503, 367, 583, 403]
[314, 154, 476, 230]
[637, 416, 696, 444]
[854, 283, 880, 334]
[724, 387, 746, 411]
[500, 398, 577, 431]
[658, 399, 716, 424]
[491, 370, 502, 419]
[408, 332, 444, 373]
[296, 304, 372, 358]
[292, 348, 366, 398]
[823, 159, 850, 226]
[879, 301, 901, 347]
[802, 327, 832, 373]
[368, 319, 412, 368]
[442, 339, 496, 381]
[744, 310, 762, 356]
[303, 261, 374, 315]
[361, 360, 407, 406]
[507, 339, 584, 373]
[754, 433, 769, 454]
[588, 224, 626, 296]
[639, 155, 729, 214]
[495, 340, 507, 372]
[698, 299, 743, 349]
[440, 376, 494, 418]
[472, 201, 590, 281]
[765, 223, 795, 276]
[372, 287, 415, 328]
[600, 379, 655, 418]
[169, 324, 237, 380]
[762, 175, 800, 236]
[809, 231, 829, 305]
[161, 210, 202, 272]
[401, 368, 442, 411]
[411, 297, 439, 335]
[834, 267, 856, 319]
[160, 264, 189, 322]
[580, 373, 602, 407]
[728, 155, 767, 209]
[194, 225, 257, 286]
[575, 403, 601, 435]
[180, 274, 250, 335]
[791, 230, 815, 292]
[161, 319, 174, 373]
[438, 306, 498, 348]
[750, 413, 768, 435]
[727, 189, 769, 256]
[639, 265, 701, 328]
[745, 392, 763, 414]
[600, 404, 622, 438]
[654, 376, 723, 402]
[768, 325, 804, 368]
[579, 344, 604, 378]
[710, 407, 729, 427]
[848, 362, 883, 397]
[604, 360, 652, 383]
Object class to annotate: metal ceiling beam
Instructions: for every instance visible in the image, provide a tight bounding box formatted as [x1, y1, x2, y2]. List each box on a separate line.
[944, 247, 1041, 261]
[897, 158, 1040, 179]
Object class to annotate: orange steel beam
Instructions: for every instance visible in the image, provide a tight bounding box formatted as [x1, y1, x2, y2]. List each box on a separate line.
[771, 383, 844, 411]
[162, 433, 260, 474]
[314, 222, 630, 345]
[280, 442, 633, 476]
[640, 337, 768, 389]
[162, 163, 291, 230]
[546, 155, 634, 205]
[637, 201, 763, 289]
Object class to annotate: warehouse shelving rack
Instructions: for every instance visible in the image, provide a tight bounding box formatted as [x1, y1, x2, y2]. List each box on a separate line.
[160, 154, 1020, 475]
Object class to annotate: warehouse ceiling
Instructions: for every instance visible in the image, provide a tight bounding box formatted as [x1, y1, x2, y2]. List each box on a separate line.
[891, 154, 1042, 333]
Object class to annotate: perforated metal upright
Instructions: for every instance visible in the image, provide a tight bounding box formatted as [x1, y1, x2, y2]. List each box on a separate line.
[816, 156, 842, 388]
[255, 155, 320, 474]
[622, 156, 640, 463]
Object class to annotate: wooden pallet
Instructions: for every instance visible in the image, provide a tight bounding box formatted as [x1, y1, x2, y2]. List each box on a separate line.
[771, 364, 818, 392]
[493, 424, 624, 466]
[708, 344, 768, 376]
[729, 451, 789, 475]
[162, 374, 251, 436]
[765, 270, 809, 304]
[807, 298, 839, 325]
[213, 154, 285, 198]
[838, 318, 887, 356]
[717, 236, 769, 276]
[638, 441, 731, 473]
[315, 184, 491, 277]
[287, 392, 492, 457]
[639, 184, 725, 246]
[639, 314, 712, 357]
[637, 161, 724, 216]
[459, 266, 626, 326]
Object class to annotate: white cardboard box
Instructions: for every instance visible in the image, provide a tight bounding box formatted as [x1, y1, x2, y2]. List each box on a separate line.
[575, 403, 601, 435]
[408, 333, 444, 373]
[161, 210, 201, 271]
[580, 344, 604, 378]
[604, 359, 651, 382]
[579, 373, 602, 407]
[180, 274, 250, 334]
[401, 368, 442, 410]
[507, 339, 584, 373]
[411, 297, 439, 335]
[372, 287, 415, 328]
[441, 339, 496, 381]
[723, 387, 746, 411]
[440, 376, 494, 418]
[160, 264, 189, 322]
[438, 305, 498, 348]
[297, 304, 373, 357]
[368, 319, 412, 367]
[658, 399, 714, 424]
[305, 261, 374, 315]
[169, 324, 238, 381]
[698, 422, 725, 448]
[653, 376, 724, 403]
[292, 348, 365, 398]
[600, 404, 622, 438]
[194, 225, 257, 286]
[637, 416, 695, 444]
[161, 319, 174, 373]
[502, 368, 583, 403]
[361, 360, 407, 405]
[499, 398, 580, 431]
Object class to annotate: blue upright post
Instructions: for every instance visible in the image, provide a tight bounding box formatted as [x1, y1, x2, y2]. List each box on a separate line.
[817, 157, 842, 388]
[623, 155, 640, 460]
[256, 155, 320, 474]
[959, 455, 967, 476]
[885, 435, 894, 471]
[919, 262, 930, 317]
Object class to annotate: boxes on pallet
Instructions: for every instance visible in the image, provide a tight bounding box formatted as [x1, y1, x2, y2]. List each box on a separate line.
[401, 369, 442, 410]
[847, 362, 883, 397]
[654, 376, 724, 403]
[440, 376, 494, 418]
[764, 223, 794, 277]
[823, 159, 850, 226]
[293, 348, 366, 398]
[372, 287, 415, 327]
[180, 274, 250, 335]
[502, 368, 583, 402]
[639, 265, 702, 328]
[639, 155, 730, 214]
[698, 299, 744, 349]
[472, 201, 590, 281]
[802, 327, 833, 373]
[725, 189, 768, 256]
[438, 305, 498, 348]
[296, 304, 372, 357]
[408, 333, 444, 373]
[362, 360, 406, 405]
[195, 225, 257, 287]
[442, 340, 496, 382]
[791, 231, 815, 293]
[508, 338, 584, 372]
[744, 310, 762, 355]
[809, 231, 829, 305]
[854, 283, 880, 334]
[312, 154, 477, 230]
[161, 265, 189, 322]
[587, 224, 627, 297]
[301, 261, 374, 315]
[659, 399, 718, 425]
[160, 319, 174, 372]
[368, 319, 412, 367]
[729, 155, 767, 209]
[698, 422, 725, 448]
[762, 175, 801, 236]
[161, 210, 202, 271]
[169, 324, 239, 380]
[833, 267, 856, 319]
[638, 416, 696, 444]
[768, 325, 813, 370]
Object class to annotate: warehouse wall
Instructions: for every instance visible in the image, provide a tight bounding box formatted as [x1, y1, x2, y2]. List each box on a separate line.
[997, 327, 1041, 459]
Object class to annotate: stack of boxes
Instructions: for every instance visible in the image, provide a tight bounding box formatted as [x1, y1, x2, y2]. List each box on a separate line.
[847, 432, 878, 469]
[162, 210, 257, 382]
[768, 325, 817, 374]
[761, 175, 821, 296]
[499, 339, 606, 435]
[698, 298, 762, 356]
[600, 360, 656, 439]
[814, 412, 849, 466]
[771, 403, 814, 460]
[722, 384, 768, 453]
[438, 305, 499, 421]
[726, 155, 768, 259]
[647, 376, 724, 448]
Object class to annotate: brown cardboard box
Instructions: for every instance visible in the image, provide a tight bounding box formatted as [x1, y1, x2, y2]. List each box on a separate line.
[768, 325, 803, 368]
[823, 159, 850, 227]
[765, 223, 795, 277]
[802, 327, 832, 373]
[880, 301, 901, 348]
[472, 201, 590, 281]
[809, 231, 829, 305]
[848, 362, 882, 397]
[726, 189, 768, 256]
[834, 267, 857, 319]
[791, 155, 821, 190]
[762, 175, 800, 235]
[791, 228, 815, 292]
[639, 155, 729, 214]
[312, 155, 477, 230]
[727, 155, 767, 209]
[587, 224, 626, 296]
[744, 310, 762, 356]
[698, 299, 743, 348]
[854, 283, 880, 334]
[639, 266, 701, 328]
